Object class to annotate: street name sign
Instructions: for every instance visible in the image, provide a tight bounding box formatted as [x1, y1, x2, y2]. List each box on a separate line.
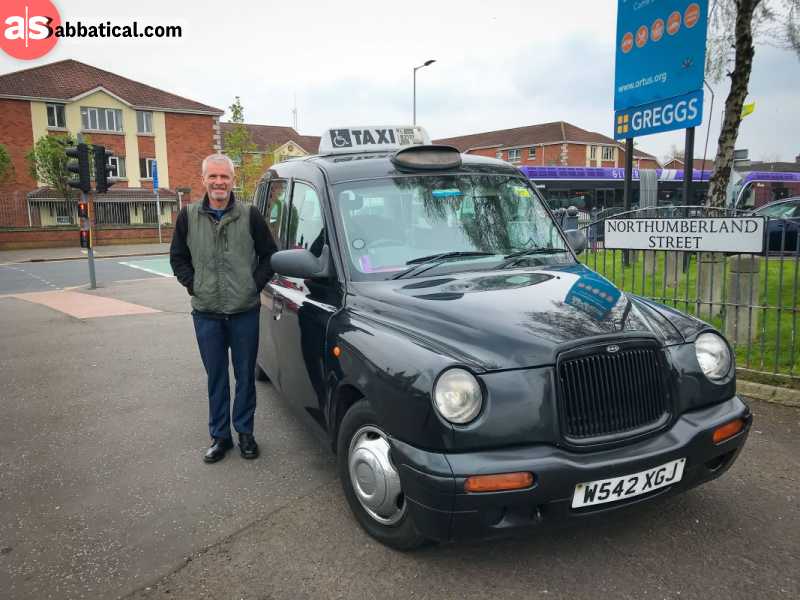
[604, 218, 765, 252]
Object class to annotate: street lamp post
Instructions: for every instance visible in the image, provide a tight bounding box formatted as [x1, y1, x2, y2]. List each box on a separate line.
[413, 59, 436, 126]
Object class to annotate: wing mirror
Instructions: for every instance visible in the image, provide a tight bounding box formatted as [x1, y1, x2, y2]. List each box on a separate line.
[564, 229, 587, 255]
[271, 244, 332, 279]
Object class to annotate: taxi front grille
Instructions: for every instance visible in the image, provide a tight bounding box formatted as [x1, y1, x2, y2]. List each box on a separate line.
[557, 345, 668, 442]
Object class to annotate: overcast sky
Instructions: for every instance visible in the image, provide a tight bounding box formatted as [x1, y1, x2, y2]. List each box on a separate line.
[2, 0, 798, 162]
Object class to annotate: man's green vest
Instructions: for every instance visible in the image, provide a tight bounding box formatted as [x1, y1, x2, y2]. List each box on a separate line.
[186, 201, 258, 314]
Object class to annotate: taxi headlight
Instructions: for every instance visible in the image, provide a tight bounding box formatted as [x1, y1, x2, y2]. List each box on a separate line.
[695, 332, 732, 381]
[433, 368, 483, 424]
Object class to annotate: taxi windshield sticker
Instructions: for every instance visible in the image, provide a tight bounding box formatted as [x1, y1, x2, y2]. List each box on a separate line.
[512, 186, 532, 198]
[432, 188, 463, 198]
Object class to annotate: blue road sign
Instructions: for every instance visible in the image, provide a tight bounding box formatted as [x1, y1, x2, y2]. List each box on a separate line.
[614, 88, 703, 140]
[152, 160, 159, 190]
[614, 0, 708, 112]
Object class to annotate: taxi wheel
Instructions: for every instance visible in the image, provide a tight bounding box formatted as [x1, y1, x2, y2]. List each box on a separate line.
[255, 362, 269, 382]
[336, 401, 428, 550]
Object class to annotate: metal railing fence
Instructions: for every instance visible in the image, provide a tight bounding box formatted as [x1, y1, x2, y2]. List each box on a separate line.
[574, 205, 800, 381]
[27, 197, 178, 228]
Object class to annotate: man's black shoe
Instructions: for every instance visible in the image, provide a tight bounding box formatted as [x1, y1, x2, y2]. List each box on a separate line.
[239, 433, 259, 459]
[203, 437, 233, 463]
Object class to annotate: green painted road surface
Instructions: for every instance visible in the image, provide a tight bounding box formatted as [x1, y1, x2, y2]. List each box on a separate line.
[118, 257, 174, 277]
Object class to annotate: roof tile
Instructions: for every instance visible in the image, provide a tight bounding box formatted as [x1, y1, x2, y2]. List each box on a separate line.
[434, 120, 657, 160]
[220, 123, 320, 154]
[0, 59, 222, 114]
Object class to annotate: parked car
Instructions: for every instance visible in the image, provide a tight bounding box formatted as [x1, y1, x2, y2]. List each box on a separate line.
[253, 126, 751, 549]
[751, 196, 800, 253]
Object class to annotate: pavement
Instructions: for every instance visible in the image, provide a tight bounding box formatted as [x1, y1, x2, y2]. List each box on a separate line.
[0, 243, 171, 265]
[0, 273, 798, 600]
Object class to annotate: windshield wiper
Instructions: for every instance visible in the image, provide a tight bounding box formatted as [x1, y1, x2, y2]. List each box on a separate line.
[498, 247, 570, 269]
[391, 251, 495, 280]
[502, 247, 569, 259]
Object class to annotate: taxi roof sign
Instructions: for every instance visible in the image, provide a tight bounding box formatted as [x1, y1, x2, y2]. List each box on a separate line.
[319, 126, 431, 155]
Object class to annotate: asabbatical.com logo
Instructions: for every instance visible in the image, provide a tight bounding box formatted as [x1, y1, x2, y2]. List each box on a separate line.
[1, 0, 61, 60]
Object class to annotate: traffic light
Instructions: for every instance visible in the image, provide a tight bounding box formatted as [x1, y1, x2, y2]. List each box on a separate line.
[77, 200, 88, 219]
[66, 143, 91, 193]
[79, 230, 91, 249]
[93, 146, 115, 194]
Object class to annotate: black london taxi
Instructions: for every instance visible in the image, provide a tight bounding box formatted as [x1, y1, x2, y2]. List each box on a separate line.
[252, 125, 751, 549]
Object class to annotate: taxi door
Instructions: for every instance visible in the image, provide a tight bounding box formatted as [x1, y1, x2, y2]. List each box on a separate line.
[270, 180, 342, 427]
[257, 178, 289, 382]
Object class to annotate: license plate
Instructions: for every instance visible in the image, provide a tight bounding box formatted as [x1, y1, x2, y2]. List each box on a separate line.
[571, 458, 686, 509]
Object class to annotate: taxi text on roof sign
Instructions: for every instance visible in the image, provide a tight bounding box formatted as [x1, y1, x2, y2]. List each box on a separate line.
[319, 126, 431, 155]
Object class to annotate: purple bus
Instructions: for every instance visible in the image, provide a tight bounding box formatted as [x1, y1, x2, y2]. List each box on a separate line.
[519, 166, 711, 212]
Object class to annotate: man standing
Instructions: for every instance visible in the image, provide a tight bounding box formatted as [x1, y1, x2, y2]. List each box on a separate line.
[170, 154, 277, 463]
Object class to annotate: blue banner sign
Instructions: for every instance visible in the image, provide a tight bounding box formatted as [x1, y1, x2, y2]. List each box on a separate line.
[614, 88, 703, 140]
[614, 0, 708, 112]
[152, 160, 159, 190]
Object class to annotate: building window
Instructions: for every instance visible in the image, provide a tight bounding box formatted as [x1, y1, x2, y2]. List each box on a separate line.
[496, 151, 503, 159]
[590, 145, 597, 160]
[46, 104, 66, 128]
[108, 156, 126, 178]
[529, 147, 536, 159]
[80, 107, 123, 132]
[136, 111, 153, 134]
[508, 149, 521, 162]
[139, 157, 156, 178]
[602, 146, 614, 161]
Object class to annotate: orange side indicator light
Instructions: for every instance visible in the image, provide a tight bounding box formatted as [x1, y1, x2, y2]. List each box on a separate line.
[332, 346, 342, 358]
[712, 418, 745, 444]
[464, 472, 534, 493]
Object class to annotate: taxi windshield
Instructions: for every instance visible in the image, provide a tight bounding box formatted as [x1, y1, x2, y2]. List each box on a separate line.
[333, 174, 572, 281]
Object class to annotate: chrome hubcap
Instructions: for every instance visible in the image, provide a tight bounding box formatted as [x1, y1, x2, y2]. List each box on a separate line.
[348, 425, 406, 525]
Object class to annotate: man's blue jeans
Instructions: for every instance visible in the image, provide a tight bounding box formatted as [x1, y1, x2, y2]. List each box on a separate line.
[192, 306, 260, 440]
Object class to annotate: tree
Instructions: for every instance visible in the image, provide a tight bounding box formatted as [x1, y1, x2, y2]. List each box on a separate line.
[705, 0, 800, 208]
[0, 143, 14, 183]
[222, 96, 264, 202]
[667, 144, 685, 163]
[26, 134, 79, 201]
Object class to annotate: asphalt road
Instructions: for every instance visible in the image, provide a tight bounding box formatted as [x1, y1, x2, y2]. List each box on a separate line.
[0, 255, 171, 294]
[0, 275, 797, 600]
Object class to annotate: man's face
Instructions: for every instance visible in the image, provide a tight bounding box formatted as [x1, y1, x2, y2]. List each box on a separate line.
[202, 160, 234, 203]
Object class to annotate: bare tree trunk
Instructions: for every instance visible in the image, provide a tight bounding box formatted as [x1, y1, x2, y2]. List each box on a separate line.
[706, 0, 760, 209]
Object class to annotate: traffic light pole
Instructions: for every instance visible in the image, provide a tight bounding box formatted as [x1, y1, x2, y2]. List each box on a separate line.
[84, 189, 96, 290]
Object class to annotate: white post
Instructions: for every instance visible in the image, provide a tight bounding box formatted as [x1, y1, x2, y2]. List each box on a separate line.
[156, 190, 162, 244]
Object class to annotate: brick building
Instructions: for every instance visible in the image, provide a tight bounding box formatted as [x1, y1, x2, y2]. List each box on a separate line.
[220, 123, 320, 164]
[0, 59, 223, 228]
[662, 158, 714, 171]
[434, 121, 660, 170]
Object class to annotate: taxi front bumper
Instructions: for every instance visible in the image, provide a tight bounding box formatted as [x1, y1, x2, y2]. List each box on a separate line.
[389, 396, 751, 542]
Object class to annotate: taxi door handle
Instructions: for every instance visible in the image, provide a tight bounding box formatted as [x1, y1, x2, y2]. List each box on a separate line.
[273, 294, 284, 321]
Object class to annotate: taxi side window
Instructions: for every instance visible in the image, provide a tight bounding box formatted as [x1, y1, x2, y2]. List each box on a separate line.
[288, 182, 326, 258]
[255, 182, 269, 215]
[265, 180, 288, 246]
